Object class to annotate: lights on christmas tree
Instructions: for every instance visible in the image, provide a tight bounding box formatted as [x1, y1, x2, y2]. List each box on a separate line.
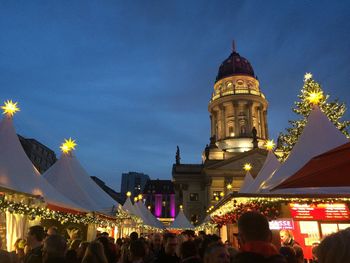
[304, 72, 313, 82]
[1, 100, 20, 117]
[306, 91, 323, 105]
[243, 163, 252, 171]
[265, 140, 275, 151]
[60, 138, 77, 154]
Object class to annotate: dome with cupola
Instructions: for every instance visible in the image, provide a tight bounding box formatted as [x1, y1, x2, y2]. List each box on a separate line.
[215, 42, 255, 82]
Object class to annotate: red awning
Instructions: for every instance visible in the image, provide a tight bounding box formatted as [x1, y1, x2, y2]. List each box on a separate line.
[274, 142, 350, 189]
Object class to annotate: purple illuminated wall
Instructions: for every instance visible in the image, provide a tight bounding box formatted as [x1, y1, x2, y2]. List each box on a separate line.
[170, 194, 175, 218]
[154, 194, 162, 217]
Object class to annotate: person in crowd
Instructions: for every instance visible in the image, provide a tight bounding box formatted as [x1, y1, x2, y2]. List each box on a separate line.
[234, 211, 287, 263]
[11, 238, 26, 263]
[280, 230, 298, 247]
[24, 225, 46, 263]
[279, 246, 297, 263]
[149, 233, 162, 258]
[179, 240, 201, 263]
[154, 233, 180, 263]
[47, 226, 58, 236]
[310, 243, 319, 263]
[66, 239, 81, 263]
[198, 231, 206, 241]
[0, 237, 12, 263]
[77, 242, 90, 263]
[182, 230, 196, 242]
[316, 228, 350, 263]
[130, 232, 139, 242]
[82, 241, 108, 263]
[42, 234, 67, 263]
[292, 245, 304, 263]
[198, 235, 221, 260]
[129, 239, 146, 263]
[203, 243, 229, 263]
[97, 236, 117, 263]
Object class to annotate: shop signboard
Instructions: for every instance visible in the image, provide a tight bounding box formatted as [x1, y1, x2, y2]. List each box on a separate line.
[269, 218, 294, 230]
[290, 203, 350, 221]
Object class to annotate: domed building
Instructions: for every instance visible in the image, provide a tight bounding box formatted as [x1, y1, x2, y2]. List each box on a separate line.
[172, 42, 269, 223]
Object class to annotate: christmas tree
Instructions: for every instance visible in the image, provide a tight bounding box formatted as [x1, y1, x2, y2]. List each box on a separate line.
[277, 73, 350, 161]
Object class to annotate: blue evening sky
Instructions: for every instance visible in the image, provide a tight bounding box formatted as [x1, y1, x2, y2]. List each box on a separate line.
[1, 1, 349, 191]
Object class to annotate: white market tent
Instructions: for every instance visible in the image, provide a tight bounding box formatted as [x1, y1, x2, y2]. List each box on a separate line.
[0, 116, 84, 211]
[136, 201, 164, 229]
[260, 106, 348, 192]
[169, 209, 194, 229]
[122, 197, 139, 216]
[247, 150, 280, 193]
[238, 171, 254, 193]
[44, 151, 118, 215]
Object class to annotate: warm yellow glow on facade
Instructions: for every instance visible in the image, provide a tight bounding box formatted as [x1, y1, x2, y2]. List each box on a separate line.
[307, 91, 323, 105]
[243, 163, 252, 171]
[126, 191, 132, 197]
[265, 140, 275, 151]
[1, 100, 20, 117]
[60, 138, 77, 154]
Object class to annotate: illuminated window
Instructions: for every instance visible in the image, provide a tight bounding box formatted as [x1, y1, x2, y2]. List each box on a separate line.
[190, 193, 199, 201]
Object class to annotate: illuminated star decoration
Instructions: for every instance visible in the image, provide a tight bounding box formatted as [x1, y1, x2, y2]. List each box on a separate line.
[265, 140, 275, 151]
[1, 100, 20, 117]
[126, 191, 132, 197]
[243, 163, 252, 172]
[304, 72, 313, 82]
[60, 138, 77, 154]
[306, 91, 324, 105]
[226, 183, 232, 190]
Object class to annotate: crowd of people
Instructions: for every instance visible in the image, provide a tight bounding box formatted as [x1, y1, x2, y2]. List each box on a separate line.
[0, 211, 349, 263]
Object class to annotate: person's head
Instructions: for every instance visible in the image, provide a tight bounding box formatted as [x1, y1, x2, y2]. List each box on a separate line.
[130, 232, 138, 242]
[280, 230, 293, 245]
[151, 233, 162, 249]
[129, 240, 146, 261]
[293, 245, 304, 262]
[237, 212, 271, 246]
[316, 228, 350, 263]
[47, 226, 58, 236]
[43, 234, 67, 262]
[198, 231, 206, 240]
[82, 241, 108, 263]
[182, 230, 195, 241]
[163, 233, 178, 255]
[279, 246, 297, 263]
[204, 243, 230, 263]
[180, 240, 198, 259]
[14, 238, 26, 254]
[27, 225, 46, 248]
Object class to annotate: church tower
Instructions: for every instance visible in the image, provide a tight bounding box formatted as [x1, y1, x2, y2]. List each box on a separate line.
[205, 42, 269, 160]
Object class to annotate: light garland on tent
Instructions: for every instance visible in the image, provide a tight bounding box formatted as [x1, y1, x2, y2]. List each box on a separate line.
[0, 196, 118, 227]
[209, 195, 350, 227]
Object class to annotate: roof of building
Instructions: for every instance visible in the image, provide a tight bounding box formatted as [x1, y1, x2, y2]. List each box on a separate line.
[216, 43, 255, 82]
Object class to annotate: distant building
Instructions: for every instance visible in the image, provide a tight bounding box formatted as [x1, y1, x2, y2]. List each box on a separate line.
[121, 172, 150, 196]
[18, 135, 57, 173]
[143, 179, 175, 220]
[90, 176, 125, 204]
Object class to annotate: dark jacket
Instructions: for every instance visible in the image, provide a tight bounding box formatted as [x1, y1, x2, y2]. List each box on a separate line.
[235, 252, 287, 263]
[154, 250, 180, 263]
[24, 246, 42, 263]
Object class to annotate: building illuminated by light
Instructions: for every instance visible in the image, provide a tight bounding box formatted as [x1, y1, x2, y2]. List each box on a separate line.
[173, 42, 269, 223]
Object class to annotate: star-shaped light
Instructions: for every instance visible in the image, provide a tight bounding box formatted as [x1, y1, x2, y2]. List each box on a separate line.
[134, 197, 138, 202]
[226, 183, 232, 190]
[126, 191, 132, 197]
[60, 138, 77, 154]
[265, 140, 275, 151]
[243, 163, 252, 172]
[1, 100, 20, 117]
[179, 205, 183, 210]
[304, 72, 313, 82]
[138, 194, 143, 200]
[306, 91, 323, 105]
